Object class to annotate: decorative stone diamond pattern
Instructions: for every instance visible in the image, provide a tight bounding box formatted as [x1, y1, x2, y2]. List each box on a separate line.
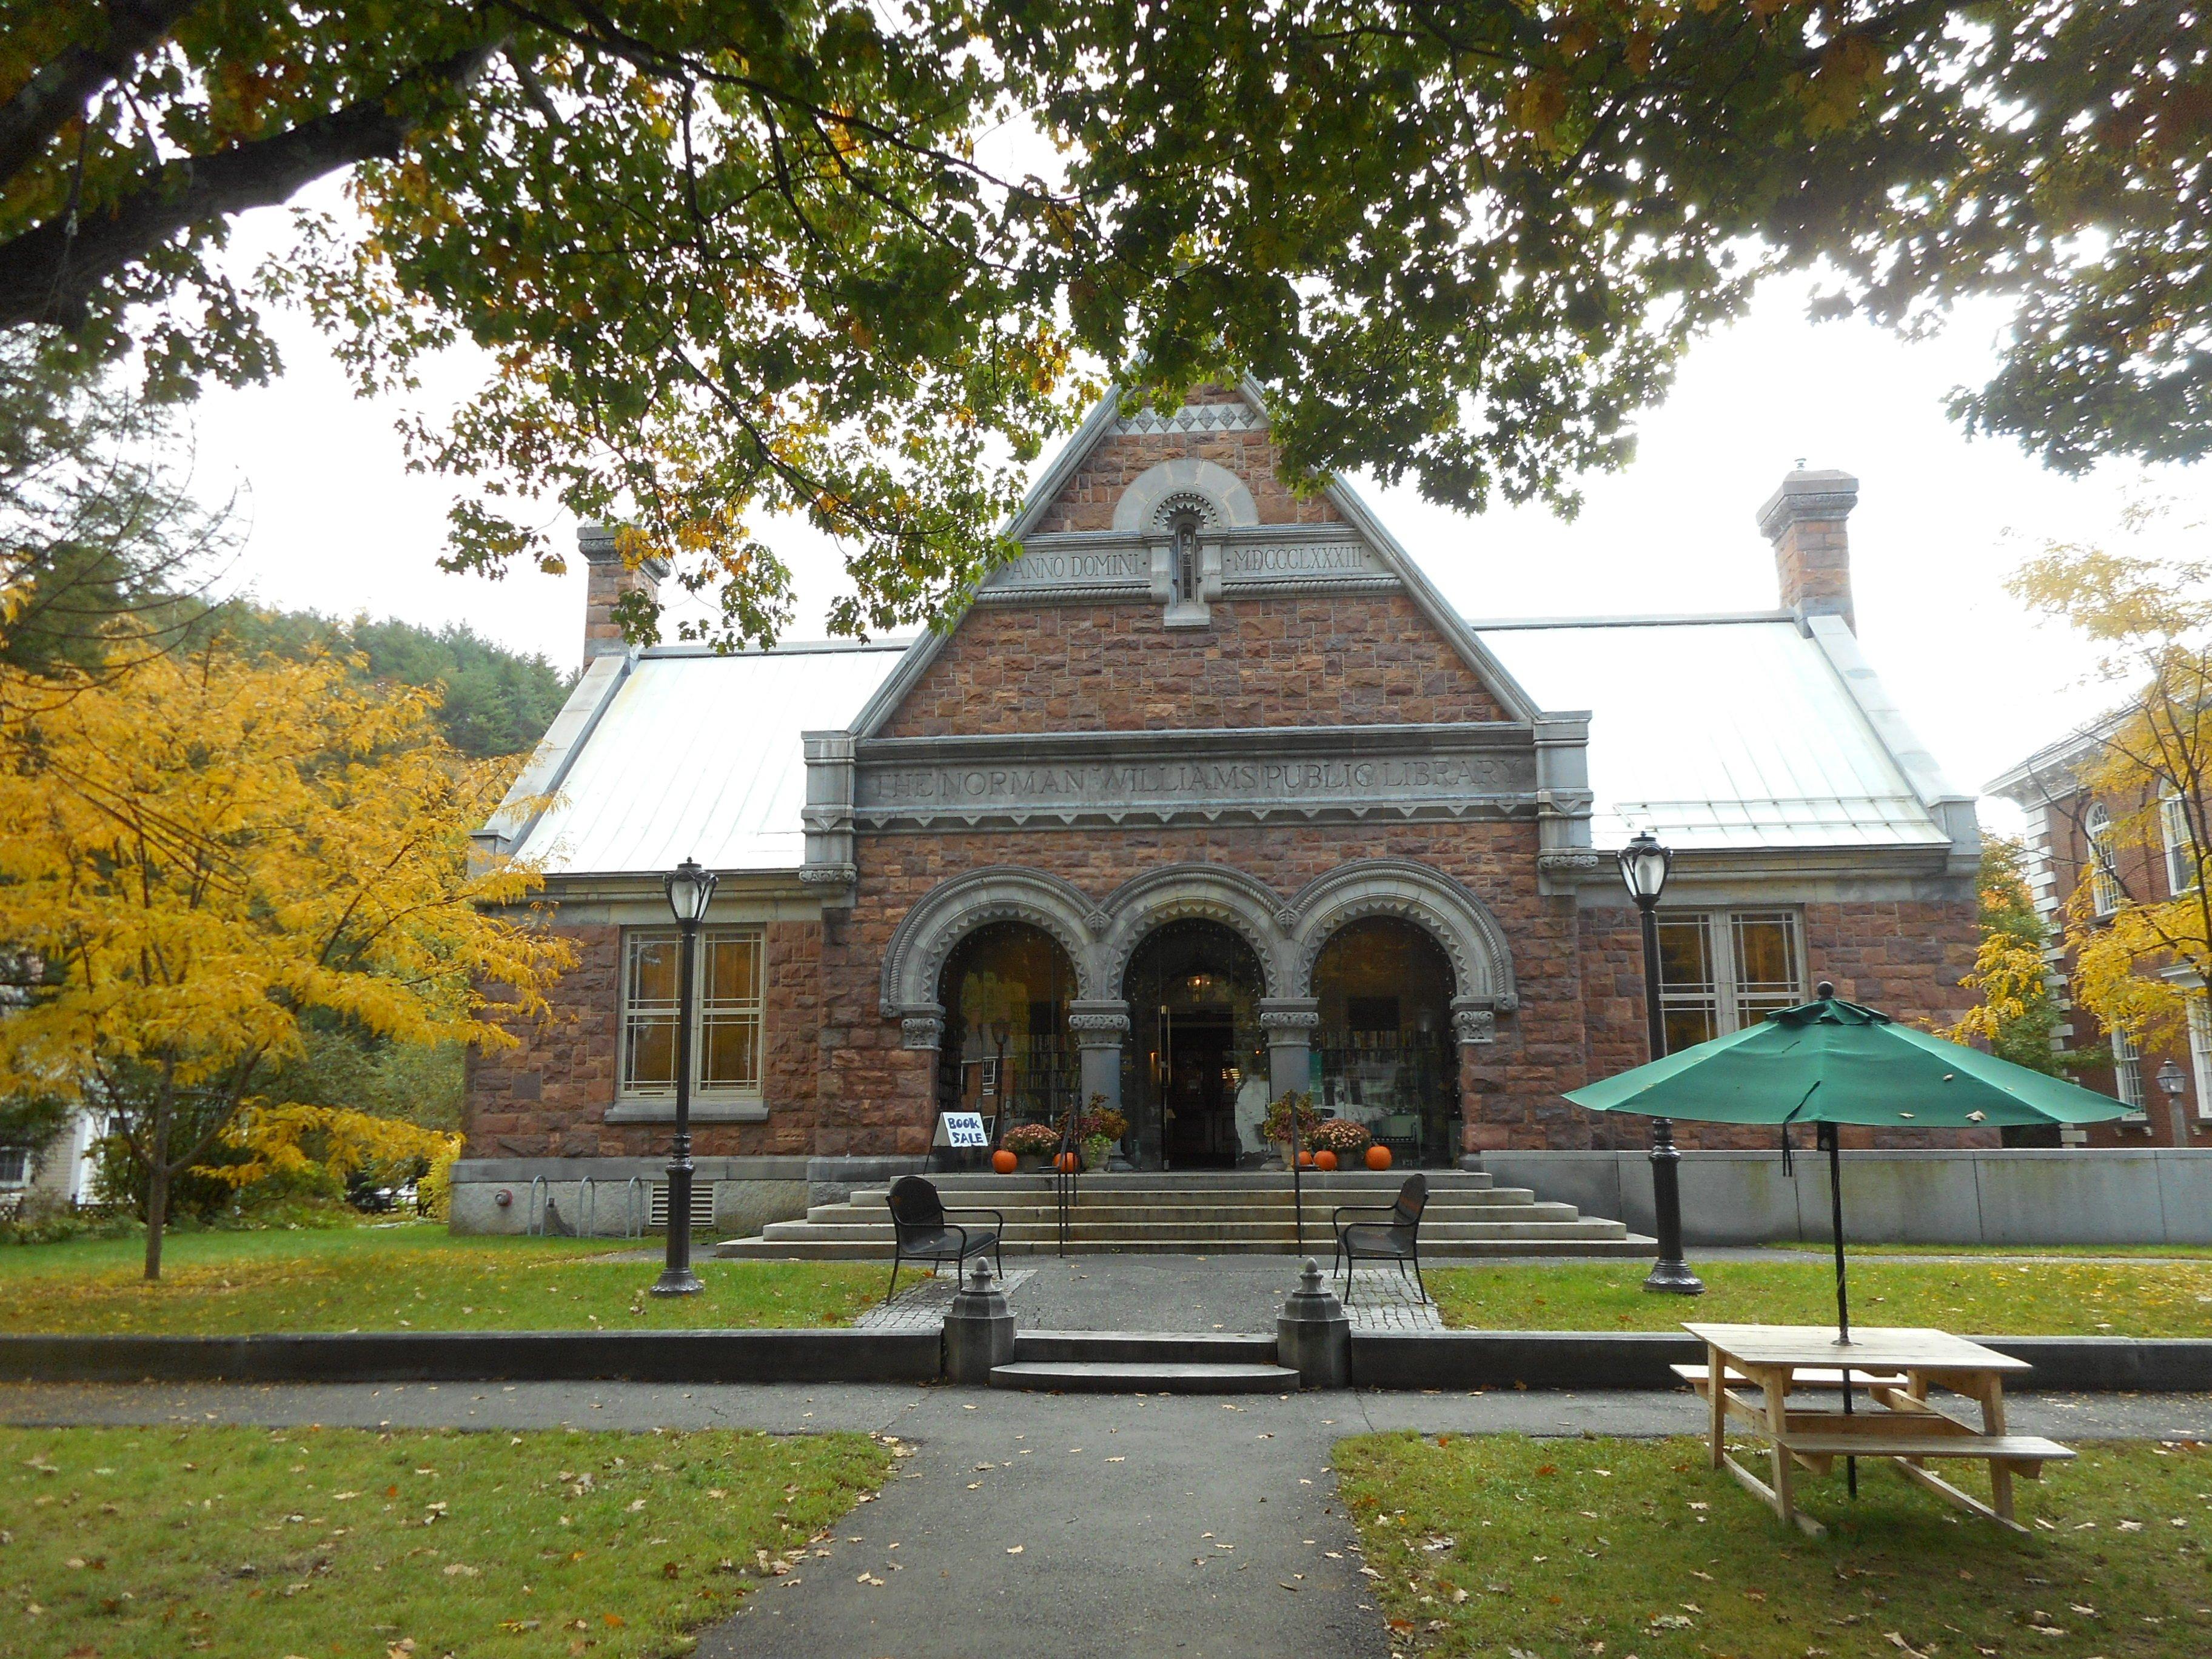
[853, 1266, 1039, 1331]
[1111, 402, 1268, 435]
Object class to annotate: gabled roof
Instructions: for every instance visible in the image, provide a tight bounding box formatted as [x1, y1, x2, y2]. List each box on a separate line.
[846, 378, 1547, 736]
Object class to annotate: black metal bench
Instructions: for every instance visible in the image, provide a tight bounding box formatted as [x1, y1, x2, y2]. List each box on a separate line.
[1331, 1173, 1429, 1304]
[883, 1175, 1005, 1301]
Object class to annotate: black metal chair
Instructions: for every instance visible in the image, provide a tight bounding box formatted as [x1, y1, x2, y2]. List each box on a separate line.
[883, 1175, 1004, 1301]
[1331, 1173, 1430, 1304]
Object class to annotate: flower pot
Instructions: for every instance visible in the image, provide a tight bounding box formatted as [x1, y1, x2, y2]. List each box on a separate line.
[1365, 1144, 1393, 1171]
[1313, 1150, 1338, 1172]
[991, 1148, 1018, 1175]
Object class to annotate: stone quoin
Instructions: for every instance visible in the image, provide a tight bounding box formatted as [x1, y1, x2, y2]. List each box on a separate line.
[452, 381, 1984, 1235]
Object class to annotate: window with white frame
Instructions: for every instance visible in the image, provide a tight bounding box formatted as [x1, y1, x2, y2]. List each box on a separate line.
[2190, 997, 2212, 1122]
[2162, 789, 2200, 897]
[1655, 910, 1806, 1054]
[2086, 803, 2121, 916]
[619, 926, 765, 1096]
[0, 1147, 27, 1188]
[2111, 1027, 2146, 1116]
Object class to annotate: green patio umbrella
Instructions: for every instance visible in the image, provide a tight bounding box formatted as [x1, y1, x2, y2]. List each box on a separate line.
[1567, 982, 2132, 1492]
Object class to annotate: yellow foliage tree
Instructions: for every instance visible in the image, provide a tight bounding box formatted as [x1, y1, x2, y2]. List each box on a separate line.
[201, 1104, 463, 1205]
[0, 637, 573, 1278]
[2008, 526, 2212, 1079]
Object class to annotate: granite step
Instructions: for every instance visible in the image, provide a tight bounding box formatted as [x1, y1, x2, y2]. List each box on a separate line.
[717, 1232, 1657, 1259]
[1010, 1330, 1279, 1365]
[988, 1359, 1300, 1394]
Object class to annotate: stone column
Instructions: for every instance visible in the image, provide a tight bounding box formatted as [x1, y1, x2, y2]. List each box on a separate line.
[1454, 998, 1509, 1164]
[1260, 999, 1321, 1098]
[1067, 1000, 1130, 1113]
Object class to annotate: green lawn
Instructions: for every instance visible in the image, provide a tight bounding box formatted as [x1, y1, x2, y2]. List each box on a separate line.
[1428, 1258, 2212, 1336]
[0, 1225, 886, 1335]
[1767, 1240, 2212, 1259]
[0, 1423, 891, 1659]
[1336, 1432, 2212, 1659]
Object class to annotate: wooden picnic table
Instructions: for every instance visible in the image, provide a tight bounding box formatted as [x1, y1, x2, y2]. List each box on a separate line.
[1680, 1322, 2075, 1537]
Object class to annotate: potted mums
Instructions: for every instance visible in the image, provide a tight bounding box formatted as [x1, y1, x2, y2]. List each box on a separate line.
[1000, 1122, 1060, 1170]
[1305, 1116, 1372, 1173]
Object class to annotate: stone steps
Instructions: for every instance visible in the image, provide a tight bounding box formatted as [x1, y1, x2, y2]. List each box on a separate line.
[1009, 1330, 1280, 1364]
[989, 1361, 1300, 1394]
[714, 1168, 1655, 1260]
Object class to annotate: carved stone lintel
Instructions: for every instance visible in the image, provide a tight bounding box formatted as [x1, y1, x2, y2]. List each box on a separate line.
[900, 1014, 944, 1051]
[1453, 1008, 1496, 1045]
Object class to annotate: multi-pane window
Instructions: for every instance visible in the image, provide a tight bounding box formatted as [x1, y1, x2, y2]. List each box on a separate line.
[0, 1147, 27, 1188]
[2190, 998, 2212, 1123]
[620, 927, 763, 1095]
[2111, 1027, 2145, 1116]
[2086, 804, 2121, 917]
[2163, 791, 2200, 897]
[1654, 910, 1805, 1054]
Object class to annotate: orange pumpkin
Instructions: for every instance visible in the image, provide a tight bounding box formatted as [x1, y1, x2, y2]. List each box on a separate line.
[1365, 1144, 1393, 1171]
[1054, 1151, 1081, 1173]
[1296, 1150, 1315, 1169]
[1313, 1150, 1338, 1172]
[991, 1148, 1018, 1175]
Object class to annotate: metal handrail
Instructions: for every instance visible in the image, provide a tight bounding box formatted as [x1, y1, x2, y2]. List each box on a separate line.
[525, 1175, 549, 1238]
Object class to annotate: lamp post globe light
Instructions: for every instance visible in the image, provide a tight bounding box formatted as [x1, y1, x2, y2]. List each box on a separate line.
[651, 857, 718, 1296]
[2157, 1057, 2190, 1142]
[1617, 830, 1704, 1296]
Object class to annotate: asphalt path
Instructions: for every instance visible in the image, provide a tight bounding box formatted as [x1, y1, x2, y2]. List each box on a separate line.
[8, 1381, 2210, 1659]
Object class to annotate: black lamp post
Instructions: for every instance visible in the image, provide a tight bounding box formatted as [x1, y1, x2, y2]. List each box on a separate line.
[2158, 1057, 2190, 1144]
[1618, 830, 1704, 1295]
[651, 857, 717, 1297]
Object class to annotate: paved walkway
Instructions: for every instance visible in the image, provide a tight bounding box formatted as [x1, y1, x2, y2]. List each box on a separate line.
[8, 1379, 2207, 1659]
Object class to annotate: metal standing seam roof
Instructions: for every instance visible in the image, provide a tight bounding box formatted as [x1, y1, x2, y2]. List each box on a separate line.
[504, 620, 1953, 876]
[510, 642, 908, 875]
[1474, 617, 1951, 851]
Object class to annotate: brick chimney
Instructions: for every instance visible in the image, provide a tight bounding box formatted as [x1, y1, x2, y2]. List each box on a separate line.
[1757, 467, 1859, 632]
[578, 523, 669, 661]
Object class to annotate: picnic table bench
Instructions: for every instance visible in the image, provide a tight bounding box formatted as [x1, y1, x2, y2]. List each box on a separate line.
[1682, 1322, 2074, 1537]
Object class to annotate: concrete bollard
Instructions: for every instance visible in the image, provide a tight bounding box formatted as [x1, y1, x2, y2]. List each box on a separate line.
[942, 1260, 1016, 1384]
[1277, 1258, 1351, 1389]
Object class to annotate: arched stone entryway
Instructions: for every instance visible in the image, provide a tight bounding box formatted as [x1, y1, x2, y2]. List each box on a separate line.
[1309, 917, 1461, 1167]
[934, 920, 1079, 1142]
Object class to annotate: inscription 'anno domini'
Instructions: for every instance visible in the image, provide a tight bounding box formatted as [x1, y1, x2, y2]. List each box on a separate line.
[997, 549, 1149, 586]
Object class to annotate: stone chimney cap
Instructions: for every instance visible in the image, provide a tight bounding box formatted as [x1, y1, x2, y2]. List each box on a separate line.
[577, 521, 669, 577]
[1756, 468, 1860, 541]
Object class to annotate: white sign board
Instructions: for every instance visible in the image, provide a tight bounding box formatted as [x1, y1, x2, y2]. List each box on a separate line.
[937, 1111, 990, 1149]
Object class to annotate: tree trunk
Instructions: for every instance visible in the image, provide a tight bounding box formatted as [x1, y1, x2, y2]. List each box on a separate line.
[143, 1091, 172, 1283]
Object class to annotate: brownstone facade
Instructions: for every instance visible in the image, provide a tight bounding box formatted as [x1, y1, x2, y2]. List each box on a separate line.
[461, 388, 1985, 1179]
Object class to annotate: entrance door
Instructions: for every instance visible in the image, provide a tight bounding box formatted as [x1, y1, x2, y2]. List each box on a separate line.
[1164, 1012, 1238, 1168]
[1122, 918, 1268, 1170]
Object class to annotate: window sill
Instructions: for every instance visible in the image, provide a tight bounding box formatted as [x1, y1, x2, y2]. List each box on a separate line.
[606, 1098, 768, 1124]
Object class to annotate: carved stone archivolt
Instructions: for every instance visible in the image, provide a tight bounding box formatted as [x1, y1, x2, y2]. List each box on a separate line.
[882, 856, 1520, 1048]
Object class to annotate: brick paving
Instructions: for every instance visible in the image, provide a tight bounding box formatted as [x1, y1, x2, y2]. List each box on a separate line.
[1337, 1266, 1444, 1332]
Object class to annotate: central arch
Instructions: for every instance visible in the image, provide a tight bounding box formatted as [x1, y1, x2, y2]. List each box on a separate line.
[1121, 918, 1271, 1170]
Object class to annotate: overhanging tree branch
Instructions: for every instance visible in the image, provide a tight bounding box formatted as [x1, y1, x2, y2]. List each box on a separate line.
[0, 37, 503, 330]
[0, 0, 205, 186]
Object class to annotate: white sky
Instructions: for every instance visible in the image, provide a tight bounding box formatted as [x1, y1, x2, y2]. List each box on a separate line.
[183, 202, 2212, 830]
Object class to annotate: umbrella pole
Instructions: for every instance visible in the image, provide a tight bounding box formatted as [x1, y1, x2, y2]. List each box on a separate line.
[1822, 1123, 1857, 1499]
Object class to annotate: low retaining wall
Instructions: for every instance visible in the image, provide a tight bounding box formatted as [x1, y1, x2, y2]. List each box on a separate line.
[0, 1330, 940, 1386]
[9, 1329, 2210, 1392]
[1484, 1149, 2212, 1247]
[1349, 1332, 2212, 1393]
